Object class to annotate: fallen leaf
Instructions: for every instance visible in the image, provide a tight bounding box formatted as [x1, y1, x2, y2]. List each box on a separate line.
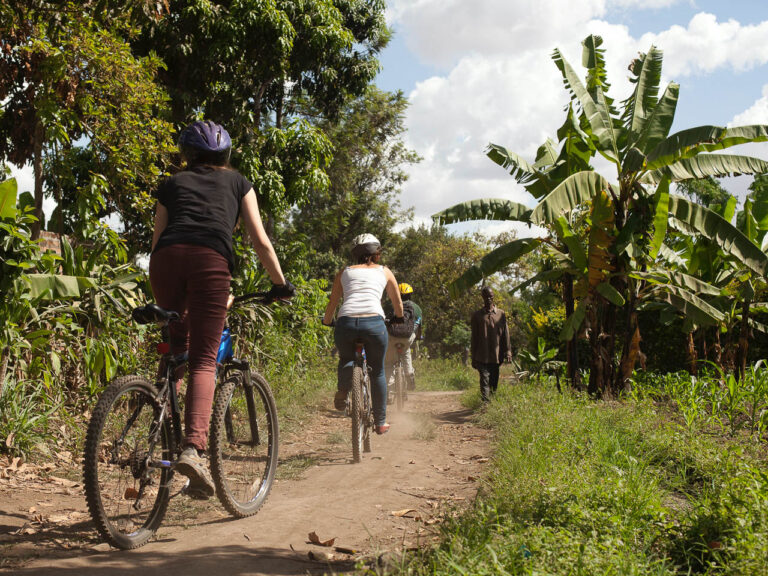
[124, 487, 140, 500]
[308, 531, 336, 547]
[391, 508, 417, 517]
[334, 545, 357, 554]
[5, 433, 14, 448]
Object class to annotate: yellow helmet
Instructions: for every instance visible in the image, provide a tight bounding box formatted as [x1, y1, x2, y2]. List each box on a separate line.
[399, 283, 414, 295]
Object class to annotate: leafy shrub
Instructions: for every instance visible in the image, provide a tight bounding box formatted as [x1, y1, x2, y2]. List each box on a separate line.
[0, 378, 60, 457]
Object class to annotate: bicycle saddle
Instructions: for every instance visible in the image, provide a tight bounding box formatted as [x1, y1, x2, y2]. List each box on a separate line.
[131, 304, 180, 325]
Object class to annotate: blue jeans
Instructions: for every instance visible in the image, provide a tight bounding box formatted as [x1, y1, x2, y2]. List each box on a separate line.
[334, 315, 388, 426]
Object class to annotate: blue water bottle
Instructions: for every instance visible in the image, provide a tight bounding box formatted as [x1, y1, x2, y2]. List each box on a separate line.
[217, 327, 233, 363]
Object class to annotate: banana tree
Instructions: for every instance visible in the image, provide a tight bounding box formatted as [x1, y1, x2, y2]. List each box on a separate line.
[435, 35, 768, 396]
[433, 105, 596, 388]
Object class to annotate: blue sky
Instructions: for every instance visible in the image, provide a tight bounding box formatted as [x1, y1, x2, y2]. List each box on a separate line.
[375, 0, 768, 233]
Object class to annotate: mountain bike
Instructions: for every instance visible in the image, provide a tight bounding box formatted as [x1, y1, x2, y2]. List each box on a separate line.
[83, 291, 279, 549]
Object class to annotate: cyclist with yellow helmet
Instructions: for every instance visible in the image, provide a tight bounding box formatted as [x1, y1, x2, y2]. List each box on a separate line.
[384, 282, 422, 395]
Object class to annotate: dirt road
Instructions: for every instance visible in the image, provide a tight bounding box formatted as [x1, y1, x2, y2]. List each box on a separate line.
[1, 390, 491, 575]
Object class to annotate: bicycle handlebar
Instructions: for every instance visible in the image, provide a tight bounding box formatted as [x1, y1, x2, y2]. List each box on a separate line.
[232, 290, 292, 306]
[232, 291, 271, 305]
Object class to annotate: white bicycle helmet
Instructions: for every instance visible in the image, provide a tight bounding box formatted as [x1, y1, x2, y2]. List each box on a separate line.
[351, 233, 381, 259]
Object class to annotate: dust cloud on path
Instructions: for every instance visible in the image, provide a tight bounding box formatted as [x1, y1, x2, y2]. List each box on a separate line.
[1, 390, 491, 575]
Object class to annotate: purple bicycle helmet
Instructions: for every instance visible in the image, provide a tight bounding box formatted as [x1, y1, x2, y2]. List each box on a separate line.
[179, 120, 232, 165]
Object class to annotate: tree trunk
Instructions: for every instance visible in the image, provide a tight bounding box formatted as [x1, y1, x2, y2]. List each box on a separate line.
[563, 274, 581, 389]
[587, 303, 602, 397]
[618, 289, 640, 393]
[737, 298, 750, 381]
[31, 120, 44, 240]
[686, 331, 698, 376]
[588, 298, 614, 397]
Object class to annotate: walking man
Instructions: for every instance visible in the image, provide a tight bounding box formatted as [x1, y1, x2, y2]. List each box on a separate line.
[470, 286, 512, 402]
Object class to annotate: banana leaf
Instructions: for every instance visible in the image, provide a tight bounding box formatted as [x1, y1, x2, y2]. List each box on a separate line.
[552, 47, 618, 162]
[560, 299, 587, 341]
[553, 216, 587, 271]
[623, 47, 663, 146]
[511, 268, 567, 293]
[0, 178, 17, 219]
[432, 198, 532, 225]
[642, 154, 768, 184]
[448, 238, 541, 297]
[657, 244, 686, 267]
[530, 171, 612, 225]
[660, 286, 725, 326]
[596, 282, 625, 306]
[668, 195, 768, 276]
[749, 318, 768, 334]
[25, 273, 100, 299]
[649, 176, 669, 259]
[631, 270, 722, 296]
[634, 82, 679, 156]
[647, 125, 768, 170]
[533, 138, 558, 169]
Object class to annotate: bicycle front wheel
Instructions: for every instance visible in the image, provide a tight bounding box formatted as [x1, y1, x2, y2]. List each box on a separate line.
[83, 375, 174, 549]
[210, 370, 279, 517]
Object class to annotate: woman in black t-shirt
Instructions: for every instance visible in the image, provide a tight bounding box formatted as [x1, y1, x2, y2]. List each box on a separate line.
[149, 120, 295, 499]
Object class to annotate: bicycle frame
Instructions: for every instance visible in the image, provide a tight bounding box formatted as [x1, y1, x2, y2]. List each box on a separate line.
[136, 290, 273, 472]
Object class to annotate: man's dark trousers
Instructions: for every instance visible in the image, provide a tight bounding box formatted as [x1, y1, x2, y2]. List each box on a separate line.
[477, 362, 500, 402]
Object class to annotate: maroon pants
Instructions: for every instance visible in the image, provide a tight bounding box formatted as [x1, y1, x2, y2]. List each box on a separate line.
[149, 244, 230, 451]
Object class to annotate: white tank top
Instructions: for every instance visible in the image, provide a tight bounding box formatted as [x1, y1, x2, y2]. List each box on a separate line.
[338, 266, 387, 318]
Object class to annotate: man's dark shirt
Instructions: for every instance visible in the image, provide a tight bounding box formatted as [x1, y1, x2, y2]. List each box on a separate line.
[470, 305, 511, 364]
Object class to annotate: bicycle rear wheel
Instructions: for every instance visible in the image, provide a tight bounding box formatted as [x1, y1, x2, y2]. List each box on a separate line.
[351, 366, 365, 463]
[210, 370, 279, 517]
[83, 375, 174, 549]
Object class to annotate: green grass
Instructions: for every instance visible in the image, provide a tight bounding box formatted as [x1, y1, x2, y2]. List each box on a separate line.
[413, 356, 474, 391]
[396, 379, 768, 575]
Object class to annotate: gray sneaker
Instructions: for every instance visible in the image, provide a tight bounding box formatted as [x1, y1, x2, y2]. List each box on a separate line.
[174, 446, 215, 499]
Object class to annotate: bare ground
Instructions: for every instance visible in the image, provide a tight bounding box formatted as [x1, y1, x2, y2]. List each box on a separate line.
[0, 390, 491, 575]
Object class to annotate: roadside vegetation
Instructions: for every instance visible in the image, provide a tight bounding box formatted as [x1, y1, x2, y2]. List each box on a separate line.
[400, 377, 768, 575]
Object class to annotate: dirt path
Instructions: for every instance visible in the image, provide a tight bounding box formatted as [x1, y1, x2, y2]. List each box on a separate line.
[1, 390, 491, 575]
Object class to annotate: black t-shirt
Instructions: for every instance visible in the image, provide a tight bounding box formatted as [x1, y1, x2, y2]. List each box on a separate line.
[153, 165, 252, 272]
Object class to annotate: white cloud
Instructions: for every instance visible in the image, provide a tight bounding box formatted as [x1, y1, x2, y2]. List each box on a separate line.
[388, 4, 768, 224]
[637, 13, 768, 77]
[389, 0, 607, 69]
[732, 84, 768, 125]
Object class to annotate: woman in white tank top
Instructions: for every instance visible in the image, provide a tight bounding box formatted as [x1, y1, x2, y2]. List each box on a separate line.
[323, 234, 404, 434]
